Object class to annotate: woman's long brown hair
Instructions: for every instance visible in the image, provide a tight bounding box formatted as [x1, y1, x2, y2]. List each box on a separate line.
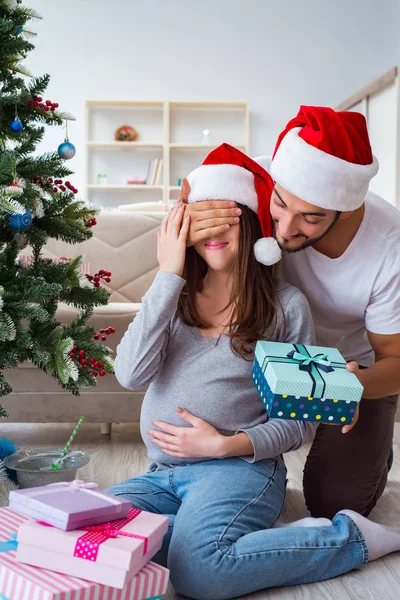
[176, 205, 279, 359]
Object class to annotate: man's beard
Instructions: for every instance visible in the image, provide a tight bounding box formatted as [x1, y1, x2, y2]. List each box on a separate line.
[274, 212, 341, 253]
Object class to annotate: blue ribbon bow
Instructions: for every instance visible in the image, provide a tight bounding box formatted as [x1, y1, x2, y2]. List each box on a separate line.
[287, 350, 334, 373]
[0, 532, 18, 554]
[260, 344, 346, 398]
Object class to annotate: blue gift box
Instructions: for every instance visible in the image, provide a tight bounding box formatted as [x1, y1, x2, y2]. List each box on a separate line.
[252, 341, 363, 424]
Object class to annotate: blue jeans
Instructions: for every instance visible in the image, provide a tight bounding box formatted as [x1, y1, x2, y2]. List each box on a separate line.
[107, 458, 368, 600]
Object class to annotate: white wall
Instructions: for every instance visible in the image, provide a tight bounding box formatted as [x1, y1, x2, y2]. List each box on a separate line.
[25, 0, 399, 195]
[368, 82, 399, 206]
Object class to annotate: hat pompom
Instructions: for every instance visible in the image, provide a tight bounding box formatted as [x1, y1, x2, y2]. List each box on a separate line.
[254, 237, 282, 266]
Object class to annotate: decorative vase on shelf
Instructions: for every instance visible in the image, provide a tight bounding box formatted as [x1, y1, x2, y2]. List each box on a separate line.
[201, 128, 211, 145]
[114, 125, 138, 142]
[96, 174, 108, 186]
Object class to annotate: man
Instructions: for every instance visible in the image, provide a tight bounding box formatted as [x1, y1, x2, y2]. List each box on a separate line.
[181, 106, 400, 519]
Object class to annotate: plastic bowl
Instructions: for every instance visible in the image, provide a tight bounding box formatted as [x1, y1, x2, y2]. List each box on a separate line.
[3, 448, 90, 488]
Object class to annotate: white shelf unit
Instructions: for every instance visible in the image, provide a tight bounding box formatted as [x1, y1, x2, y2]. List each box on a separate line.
[84, 101, 249, 209]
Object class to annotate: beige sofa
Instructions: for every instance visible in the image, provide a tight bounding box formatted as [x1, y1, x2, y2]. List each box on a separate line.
[3, 210, 164, 428]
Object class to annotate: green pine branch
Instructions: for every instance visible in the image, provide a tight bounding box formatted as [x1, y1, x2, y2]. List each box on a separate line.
[0, 1, 114, 418]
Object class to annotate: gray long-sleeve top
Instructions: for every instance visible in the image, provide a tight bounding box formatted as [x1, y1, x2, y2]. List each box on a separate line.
[115, 271, 318, 468]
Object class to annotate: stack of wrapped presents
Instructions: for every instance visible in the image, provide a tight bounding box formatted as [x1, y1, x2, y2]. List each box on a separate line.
[0, 480, 169, 600]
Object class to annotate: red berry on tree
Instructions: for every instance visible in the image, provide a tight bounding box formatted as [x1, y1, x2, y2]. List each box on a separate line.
[37, 96, 42, 102]
[92, 371, 98, 376]
[46, 100, 52, 106]
[78, 349, 85, 357]
[100, 329, 105, 334]
[89, 357, 95, 364]
[80, 359, 87, 366]
[99, 370, 106, 376]
[94, 333, 100, 340]
[72, 345, 77, 351]
[69, 352, 75, 358]
[53, 187, 58, 192]
[105, 277, 111, 283]
[101, 336, 107, 341]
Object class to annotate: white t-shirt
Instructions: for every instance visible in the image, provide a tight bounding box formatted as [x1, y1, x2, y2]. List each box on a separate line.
[281, 191, 400, 366]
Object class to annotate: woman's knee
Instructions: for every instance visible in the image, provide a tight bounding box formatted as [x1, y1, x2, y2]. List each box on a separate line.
[168, 536, 230, 600]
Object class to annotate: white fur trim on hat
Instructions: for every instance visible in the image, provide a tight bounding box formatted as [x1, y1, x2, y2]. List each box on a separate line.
[270, 127, 379, 211]
[254, 237, 282, 266]
[187, 164, 258, 213]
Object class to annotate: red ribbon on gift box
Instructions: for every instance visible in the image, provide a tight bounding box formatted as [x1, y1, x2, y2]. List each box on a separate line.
[74, 508, 148, 562]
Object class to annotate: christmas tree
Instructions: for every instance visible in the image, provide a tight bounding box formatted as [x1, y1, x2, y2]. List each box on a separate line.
[0, 1, 114, 418]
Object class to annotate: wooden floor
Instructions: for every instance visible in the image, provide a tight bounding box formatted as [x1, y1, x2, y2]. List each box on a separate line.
[2, 422, 400, 600]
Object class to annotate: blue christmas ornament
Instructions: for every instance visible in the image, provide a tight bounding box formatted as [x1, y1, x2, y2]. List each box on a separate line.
[10, 118, 23, 132]
[58, 138, 76, 160]
[16, 25, 23, 34]
[9, 208, 32, 232]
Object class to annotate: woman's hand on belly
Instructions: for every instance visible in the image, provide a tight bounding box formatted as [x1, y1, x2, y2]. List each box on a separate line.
[147, 407, 227, 459]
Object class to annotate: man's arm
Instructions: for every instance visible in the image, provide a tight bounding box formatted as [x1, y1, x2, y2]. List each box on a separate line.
[347, 331, 400, 398]
[179, 178, 241, 245]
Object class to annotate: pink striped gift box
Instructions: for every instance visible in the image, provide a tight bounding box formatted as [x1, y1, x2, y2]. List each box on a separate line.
[0, 508, 169, 600]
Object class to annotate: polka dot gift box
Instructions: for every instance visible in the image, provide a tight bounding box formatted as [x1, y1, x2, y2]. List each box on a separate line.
[252, 342, 363, 424]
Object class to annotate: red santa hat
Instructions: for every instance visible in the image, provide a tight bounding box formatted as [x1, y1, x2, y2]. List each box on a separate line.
[187, 143, 281, 266]
[261, 106, 379, 211]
